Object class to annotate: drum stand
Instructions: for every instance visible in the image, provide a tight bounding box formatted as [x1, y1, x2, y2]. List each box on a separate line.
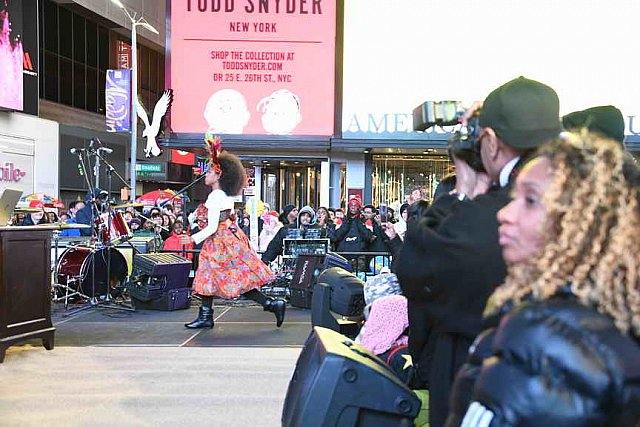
[63, 147, 134, 318]
[51, 230, 90, 309]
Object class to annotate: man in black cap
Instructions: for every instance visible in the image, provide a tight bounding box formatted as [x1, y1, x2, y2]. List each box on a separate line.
[75, 188, 109, 236]
[562, 105, 625, 145]
[396, 77, 561, 427]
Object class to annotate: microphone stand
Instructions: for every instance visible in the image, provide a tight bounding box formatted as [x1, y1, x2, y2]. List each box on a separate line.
[94, 148, 130, 192]
[159, 172, 207, 226]
[63, 148, 134, 317]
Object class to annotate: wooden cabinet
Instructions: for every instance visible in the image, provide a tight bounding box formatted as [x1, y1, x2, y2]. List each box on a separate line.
[0, 227, 55, 362]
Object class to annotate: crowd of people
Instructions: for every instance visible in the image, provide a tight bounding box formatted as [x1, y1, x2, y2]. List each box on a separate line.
[384, 78, 640, 426]
[9, 76, 640, 425]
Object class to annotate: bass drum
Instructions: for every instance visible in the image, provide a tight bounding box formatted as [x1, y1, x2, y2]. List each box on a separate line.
[56, 246, 128, 297]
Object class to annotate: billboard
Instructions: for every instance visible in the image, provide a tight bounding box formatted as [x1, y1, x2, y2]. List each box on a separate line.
[169, 0, 337, 136]
[342, 0, 640, 141]
[0, 1, 24, 110]
[0, 0, 38, 114]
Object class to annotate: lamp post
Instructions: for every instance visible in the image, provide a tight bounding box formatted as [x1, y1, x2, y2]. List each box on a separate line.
[111, 0, 158, 201]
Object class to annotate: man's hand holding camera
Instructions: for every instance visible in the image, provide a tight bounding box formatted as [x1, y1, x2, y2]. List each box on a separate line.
[452, 154, 492, 199]
[451, 101, 491, 199]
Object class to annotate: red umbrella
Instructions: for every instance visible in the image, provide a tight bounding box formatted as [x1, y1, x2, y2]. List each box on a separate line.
[135, 189, 188, 206]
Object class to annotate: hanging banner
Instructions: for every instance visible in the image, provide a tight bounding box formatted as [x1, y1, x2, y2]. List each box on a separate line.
[169, 0, 337, 136]
[116, 41, 132, 69]
[105, 69, 131, 132]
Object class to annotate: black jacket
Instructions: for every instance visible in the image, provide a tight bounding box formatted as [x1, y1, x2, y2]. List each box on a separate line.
[446, 298, 640, 427]
[395, 188, 510, 427]
[260, 223, 323, 264]
[366, 219, 389, 252]
[333, 214, 373, 254]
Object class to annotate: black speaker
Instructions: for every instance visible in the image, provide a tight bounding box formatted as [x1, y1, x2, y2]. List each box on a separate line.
[316, 267, 365, 316]
[290, 254, 325, 308]
[282, 327, 421, 427]
[291, 254, 326, 290]
[323, 251, 352, 272]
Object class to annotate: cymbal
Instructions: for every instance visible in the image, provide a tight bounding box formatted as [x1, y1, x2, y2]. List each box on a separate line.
[112, 202, 145, 209]
[40, 222, 92, 229]
[60, 223, 91, 229]
[15, 208, 42, 213]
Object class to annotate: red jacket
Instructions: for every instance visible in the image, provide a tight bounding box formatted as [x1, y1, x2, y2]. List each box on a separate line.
[162, 233, 194, 260]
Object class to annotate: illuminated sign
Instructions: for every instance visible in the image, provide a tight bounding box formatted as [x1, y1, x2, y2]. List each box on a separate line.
[0, 154, 34, 195]
[171, 149, 196, 165]
[0, 162, 27, 182]
[0, 1, 24, 110]
[169, 0, 337, 136]
[342, 0, 640, 140]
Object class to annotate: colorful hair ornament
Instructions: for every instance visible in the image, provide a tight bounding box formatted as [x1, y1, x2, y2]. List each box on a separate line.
[204, 132, 222, 173]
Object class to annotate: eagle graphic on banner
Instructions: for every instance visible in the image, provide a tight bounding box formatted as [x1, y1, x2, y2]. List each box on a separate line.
[136, 90, 173, 157]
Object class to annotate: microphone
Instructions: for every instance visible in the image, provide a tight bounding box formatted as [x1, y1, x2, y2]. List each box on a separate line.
[98, 147, 113, 154]
[70, 148, 85, 154]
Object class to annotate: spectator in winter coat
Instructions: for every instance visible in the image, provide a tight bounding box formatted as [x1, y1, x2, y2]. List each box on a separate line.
[446, 132, 640, 427]
[333, 197, 373, 271]
[261, 205, 320, 264]
[163, 221, 194, 260]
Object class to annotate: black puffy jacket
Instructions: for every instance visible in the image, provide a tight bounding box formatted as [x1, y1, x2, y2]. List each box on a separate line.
[446, 298, 640, 426]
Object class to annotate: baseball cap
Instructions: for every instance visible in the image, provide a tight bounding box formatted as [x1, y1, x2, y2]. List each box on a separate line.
[479, 76, 561, 149]
[562, 105, 625, 144]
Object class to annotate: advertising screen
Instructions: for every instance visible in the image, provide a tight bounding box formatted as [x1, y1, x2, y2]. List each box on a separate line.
[0, 0, 24, 111]
[342, 0, 640, 140]
[169, 0, 337, 136]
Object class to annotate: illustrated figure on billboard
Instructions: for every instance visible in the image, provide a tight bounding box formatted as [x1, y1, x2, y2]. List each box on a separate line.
[257, 89, 301, 135]
[0, 4, 24, 111]
[203, 89, 250, 134]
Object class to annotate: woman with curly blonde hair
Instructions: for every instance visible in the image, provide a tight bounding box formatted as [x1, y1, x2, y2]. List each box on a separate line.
[446, 132, 640, 427]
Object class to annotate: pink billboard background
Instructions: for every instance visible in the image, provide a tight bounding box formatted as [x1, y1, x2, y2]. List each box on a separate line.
[169, 0, 336, 136]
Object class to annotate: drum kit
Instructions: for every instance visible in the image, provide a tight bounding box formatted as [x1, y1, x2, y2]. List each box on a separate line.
[52, 204, 143, 308]
[53, 140, 144, 314]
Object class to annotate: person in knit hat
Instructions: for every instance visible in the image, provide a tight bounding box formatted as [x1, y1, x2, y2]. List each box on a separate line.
[261, 205, 322, 264]
[333, 196, 373, 272]
[278, 204, 298, 226]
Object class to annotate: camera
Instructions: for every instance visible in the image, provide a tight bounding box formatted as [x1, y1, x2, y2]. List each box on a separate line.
[412, 100, 485, 172]
[413, 100, 463, 131]
[448, 113, 485, 172]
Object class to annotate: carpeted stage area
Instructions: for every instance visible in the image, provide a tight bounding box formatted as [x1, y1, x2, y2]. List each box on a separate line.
[1, 300, 311, 426]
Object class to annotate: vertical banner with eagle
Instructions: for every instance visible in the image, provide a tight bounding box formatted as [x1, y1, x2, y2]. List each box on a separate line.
[105, 69, 131, 133]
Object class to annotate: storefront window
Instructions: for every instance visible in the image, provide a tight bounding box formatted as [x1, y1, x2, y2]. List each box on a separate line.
[372, 154, 453, 210]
